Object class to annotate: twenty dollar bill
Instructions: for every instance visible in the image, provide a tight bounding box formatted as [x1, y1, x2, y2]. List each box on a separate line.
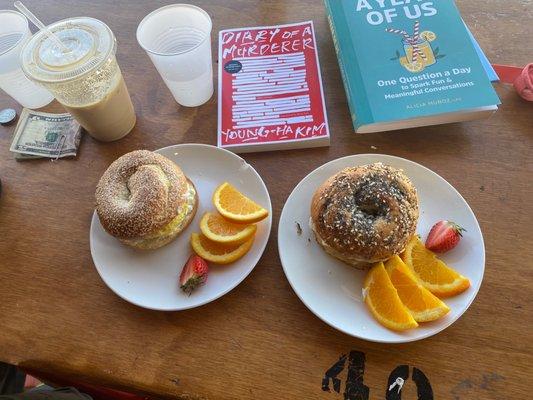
[10, 108, 82, 159]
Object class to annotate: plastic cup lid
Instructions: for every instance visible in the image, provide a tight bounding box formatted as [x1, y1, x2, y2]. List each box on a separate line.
[21, 17, 116, 83]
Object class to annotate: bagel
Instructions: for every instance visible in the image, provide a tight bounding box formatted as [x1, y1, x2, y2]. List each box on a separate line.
[310, 163, 419, 269]
[95, 150, 198, 250]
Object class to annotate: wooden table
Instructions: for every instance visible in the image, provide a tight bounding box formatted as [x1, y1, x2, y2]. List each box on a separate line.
[1, 1, 531, 399]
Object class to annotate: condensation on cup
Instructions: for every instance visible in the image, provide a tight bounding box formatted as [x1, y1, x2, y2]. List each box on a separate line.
[21, 17, 136, 142]
[136, 4, 214, 107]
[0, 10, 53, 109]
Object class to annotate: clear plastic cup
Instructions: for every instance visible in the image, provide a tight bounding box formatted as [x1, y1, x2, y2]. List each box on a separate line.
[21, 17, 136, 142]
[0, 10, 53, 109]
[136, 4, 213, 107]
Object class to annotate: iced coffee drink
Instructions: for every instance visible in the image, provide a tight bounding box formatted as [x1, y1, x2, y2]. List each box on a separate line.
[21, 17, 135, 141]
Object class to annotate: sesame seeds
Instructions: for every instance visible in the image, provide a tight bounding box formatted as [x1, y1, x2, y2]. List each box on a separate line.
[312, 163, 419, 262]
[95, 150, 188, 239]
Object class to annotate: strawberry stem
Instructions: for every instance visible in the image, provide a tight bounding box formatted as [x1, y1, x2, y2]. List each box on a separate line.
[450, 222, 466, 236]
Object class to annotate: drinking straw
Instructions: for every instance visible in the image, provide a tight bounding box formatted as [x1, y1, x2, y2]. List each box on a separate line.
[385, 22, 426, 63]
[14, 1, 70, 53]
[413, 20, 420, 43]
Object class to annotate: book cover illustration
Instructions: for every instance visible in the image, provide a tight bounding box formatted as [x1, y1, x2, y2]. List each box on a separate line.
[386, 20, 442, 74]
[325, 0, 501, 129]
[218, 21, 330, 152]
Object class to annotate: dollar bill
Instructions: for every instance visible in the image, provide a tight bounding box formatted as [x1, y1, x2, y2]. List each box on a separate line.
[11, 130, 39, 161]
[10, 108, 82, 159]
[11, 129, 42, 160]
[13, 152, 41, 161]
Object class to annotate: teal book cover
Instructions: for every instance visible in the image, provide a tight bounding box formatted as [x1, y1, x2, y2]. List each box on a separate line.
[324, 0, 501, 130]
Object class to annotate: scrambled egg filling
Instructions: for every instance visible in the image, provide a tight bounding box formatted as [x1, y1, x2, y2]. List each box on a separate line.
[143, 183, 196, 240]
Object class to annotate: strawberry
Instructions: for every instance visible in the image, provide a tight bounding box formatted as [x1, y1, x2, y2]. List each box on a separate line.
[179, 255, 208, 295]
[425, 220, 466, 253]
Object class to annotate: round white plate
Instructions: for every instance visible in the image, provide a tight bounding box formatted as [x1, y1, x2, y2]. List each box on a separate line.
[90, 144, 272, 311]
[278, 154, 485, 343]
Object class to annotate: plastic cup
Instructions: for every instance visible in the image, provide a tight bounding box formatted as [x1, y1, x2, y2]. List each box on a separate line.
[136, 4, 213, 107]
[0, 10, 53, 109]
[21, 17, 136, 142]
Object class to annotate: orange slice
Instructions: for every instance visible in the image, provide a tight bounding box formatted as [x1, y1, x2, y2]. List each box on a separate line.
[385, 255, 450, 322]
[200, 212, 257, 244]
[190, 233, 254, 264]
[363, 262, 418, 331]
[401, 236, 470, 297]
[212, 182, 268, 224]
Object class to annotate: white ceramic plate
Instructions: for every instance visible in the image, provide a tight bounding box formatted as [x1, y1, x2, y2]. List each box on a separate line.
[278, 154, 485, 343]
[90, 144, 272, 311]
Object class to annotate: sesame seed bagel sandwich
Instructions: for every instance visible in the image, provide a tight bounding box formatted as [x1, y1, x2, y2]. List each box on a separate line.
[95, 150, 198, 250]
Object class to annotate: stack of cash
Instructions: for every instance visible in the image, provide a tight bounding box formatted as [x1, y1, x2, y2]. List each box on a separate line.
[9, 108, 82, 160]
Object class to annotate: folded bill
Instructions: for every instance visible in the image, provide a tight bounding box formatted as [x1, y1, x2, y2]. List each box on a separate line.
[10, 108, 82, 159]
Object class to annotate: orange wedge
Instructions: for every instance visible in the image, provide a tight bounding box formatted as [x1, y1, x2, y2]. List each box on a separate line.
[212, 182, 268, 224]
[200, 212, 257, 244]
[363, 262, 418, 331]
[401, 236, 470, 298]
[190, 233, 254, 264]
[385, 255, 450, 322]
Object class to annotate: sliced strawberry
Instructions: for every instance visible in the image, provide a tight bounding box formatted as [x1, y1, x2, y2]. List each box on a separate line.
[425, 220, 466, 253]
[179, 255, 208, 295]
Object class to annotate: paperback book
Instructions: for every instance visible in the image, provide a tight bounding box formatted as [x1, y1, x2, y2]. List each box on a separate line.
[324, 0, 501, 133]
[218, 21, 330, 153]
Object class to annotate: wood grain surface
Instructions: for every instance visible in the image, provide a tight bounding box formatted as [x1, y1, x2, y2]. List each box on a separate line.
[0, 1, 531, 399]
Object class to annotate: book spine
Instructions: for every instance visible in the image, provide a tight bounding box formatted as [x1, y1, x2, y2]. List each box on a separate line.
[323, 0, 372, 130]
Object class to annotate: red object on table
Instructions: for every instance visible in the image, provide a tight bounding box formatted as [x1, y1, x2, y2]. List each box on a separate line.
[493, 63, 533, 101]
